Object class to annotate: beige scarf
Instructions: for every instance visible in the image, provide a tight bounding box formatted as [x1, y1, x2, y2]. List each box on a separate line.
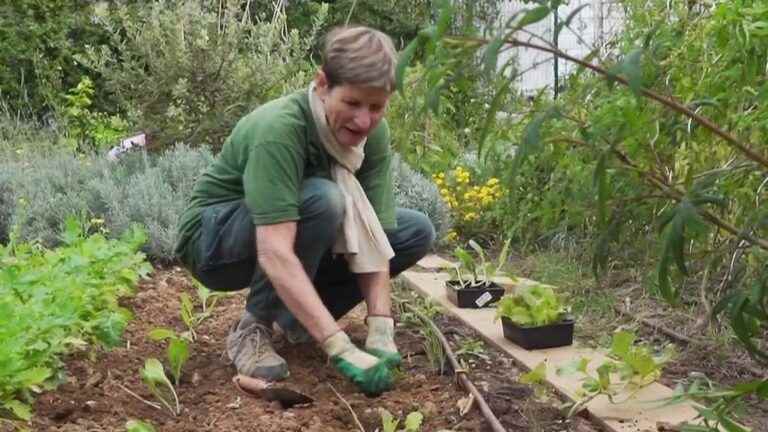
[308, 82, 394, 273]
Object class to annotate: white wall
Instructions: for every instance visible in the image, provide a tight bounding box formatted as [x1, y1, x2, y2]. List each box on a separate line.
[496, 0, 624, 95]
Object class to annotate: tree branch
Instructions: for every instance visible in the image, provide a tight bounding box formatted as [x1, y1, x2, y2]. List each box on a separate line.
[454, 36, 768, 170]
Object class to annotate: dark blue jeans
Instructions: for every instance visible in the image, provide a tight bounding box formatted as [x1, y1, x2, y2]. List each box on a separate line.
[190, 177, 435, 335]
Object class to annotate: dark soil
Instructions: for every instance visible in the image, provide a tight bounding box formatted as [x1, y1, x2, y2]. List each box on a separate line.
[29, 267, 602, 432]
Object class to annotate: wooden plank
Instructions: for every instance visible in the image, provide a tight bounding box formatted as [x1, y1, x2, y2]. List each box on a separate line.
[401, 270, 707, 432]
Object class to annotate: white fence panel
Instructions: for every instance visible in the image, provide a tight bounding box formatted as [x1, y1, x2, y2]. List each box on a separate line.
[496, 0, 625, 95]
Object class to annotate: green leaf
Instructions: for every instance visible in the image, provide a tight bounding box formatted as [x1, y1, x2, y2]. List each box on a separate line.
[593, 151, 610, 227]
[148, 327, 176, 341]
[141, 358, 169, 385]
[435, 0, 454, 38]
[3, 400, 32, 421]
[396, 39, 419, 94]
[126, 419, 157, 432]
[555, 4, 589, 39]
[619, 49, 644, 95]
[556, 358, 589, 376]
[404, 411, 424, 431]
[610, 331, 635, 359]
[483, 37, 504, 78]
[168, 338, 190, 385]
[514, 107, 561, 170]
[16, 367, 51, 387]
[380, 409, 399, 432]
[478, 80, 512, 157]
[517, 6, 551, 29]
[520, 361, 547, 384]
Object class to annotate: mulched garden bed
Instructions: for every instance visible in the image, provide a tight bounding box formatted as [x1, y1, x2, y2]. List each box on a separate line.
[28, 267, 602, 432]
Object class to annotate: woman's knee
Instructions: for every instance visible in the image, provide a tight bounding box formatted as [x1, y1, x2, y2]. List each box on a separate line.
[395, 208, 436, 252]
[299, 177, 345, 225]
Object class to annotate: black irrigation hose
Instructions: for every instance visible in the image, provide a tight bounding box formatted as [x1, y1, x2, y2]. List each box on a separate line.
[404, 303, 507, 432]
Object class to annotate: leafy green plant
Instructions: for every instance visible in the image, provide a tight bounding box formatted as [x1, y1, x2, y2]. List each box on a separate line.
[81, 0, 325, 150]
[61, 76, 128, 152]
[495, 284, 566, 327]
[454, 337, 489, 363]
[557, 330, 675, 416]
[140, 358, 180, 416]
[0, 216, 150, 423]
[520, 361, 547, 386]
[147, 328, 190, 386]
[125, 419, 157, 432]
[379, 408, 425, 432]
[665, 374, 766, 432]
[451, 238, 511, 288]
[194, 280, 225, 318]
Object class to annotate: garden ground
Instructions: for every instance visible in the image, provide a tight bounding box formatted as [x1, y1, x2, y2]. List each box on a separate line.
[28, 266, 601, 432]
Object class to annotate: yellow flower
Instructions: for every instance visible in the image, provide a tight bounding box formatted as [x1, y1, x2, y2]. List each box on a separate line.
[487, 178, 500, 186]
[445, 230, 458, 242]
[434, 178, 444, 186]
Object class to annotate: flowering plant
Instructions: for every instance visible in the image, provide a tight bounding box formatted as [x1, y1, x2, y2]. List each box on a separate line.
[432, 166, 503, 241]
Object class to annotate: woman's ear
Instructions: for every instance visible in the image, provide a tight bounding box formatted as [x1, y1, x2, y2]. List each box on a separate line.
[314, 69, 329, 99]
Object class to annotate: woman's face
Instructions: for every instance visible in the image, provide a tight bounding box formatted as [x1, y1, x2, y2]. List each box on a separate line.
[315, 72, 391, 148]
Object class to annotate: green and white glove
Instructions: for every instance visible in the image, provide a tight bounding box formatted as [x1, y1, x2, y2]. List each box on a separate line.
[364, 316, 401, 368]
[322, 331, 393, 395]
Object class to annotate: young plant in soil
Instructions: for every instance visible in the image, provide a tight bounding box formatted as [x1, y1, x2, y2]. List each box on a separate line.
[379, 408, 424, 432]
[125, 419, 157, 432]
[450, 238, 511, 288]
[495, 283, 574, 350]
[192, 279, 226, 323]
[556, 330, 675, 417]
[447, 239, 511, 308]
[147, 327, 191, 386]
[140, 358, 180, 416]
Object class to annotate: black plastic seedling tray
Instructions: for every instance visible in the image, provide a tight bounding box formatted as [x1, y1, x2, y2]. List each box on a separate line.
[500, 316, 574, 350]
[445, 280, 505, 308]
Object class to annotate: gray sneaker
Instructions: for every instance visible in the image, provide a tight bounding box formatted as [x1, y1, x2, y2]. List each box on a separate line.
[226, 313, 289, 381]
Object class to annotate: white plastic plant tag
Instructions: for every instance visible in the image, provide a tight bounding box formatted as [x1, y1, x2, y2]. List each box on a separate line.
[107, 133, 148, 161]
[475, 291, 493, 307]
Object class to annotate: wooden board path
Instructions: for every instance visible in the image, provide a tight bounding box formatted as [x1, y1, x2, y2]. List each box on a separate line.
[402, 255, 709, 432]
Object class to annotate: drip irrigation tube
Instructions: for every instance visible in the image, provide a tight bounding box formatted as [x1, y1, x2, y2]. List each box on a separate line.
[404, 303, 506, 432]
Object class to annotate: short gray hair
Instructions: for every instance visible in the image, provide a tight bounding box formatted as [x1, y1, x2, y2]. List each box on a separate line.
[321, 26, 397, 92]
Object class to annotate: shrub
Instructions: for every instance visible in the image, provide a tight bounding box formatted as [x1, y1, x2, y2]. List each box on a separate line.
[0, 144, 212, 261]
[391, 153, 452, 243]
[80, 0, 326, 150]
[1, 142, 445, 258]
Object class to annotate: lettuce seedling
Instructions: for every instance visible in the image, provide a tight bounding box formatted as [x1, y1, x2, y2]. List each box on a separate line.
[140, 358, 180, 416]
[495, 283, 565, 327]
[147, 328, 190, 386]
[379, 408, 424, 432]
[125, 419, 157, 432]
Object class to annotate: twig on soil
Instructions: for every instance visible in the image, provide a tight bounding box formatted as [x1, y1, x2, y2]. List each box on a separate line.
[403, 303, 506, 432]
[328, 383, 366, 432]
[115, 381, 163, 411]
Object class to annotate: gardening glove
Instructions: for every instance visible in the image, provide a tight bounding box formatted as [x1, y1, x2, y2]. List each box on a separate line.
[322, 331, 393, 396]
[364, 316, 401, 368]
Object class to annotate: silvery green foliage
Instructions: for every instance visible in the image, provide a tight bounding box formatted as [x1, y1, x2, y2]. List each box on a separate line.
[93, 145, 213, 260]
[4, 154, 106, 246]
[0, 144, 212, 261]
[391, 153, 452, 243]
